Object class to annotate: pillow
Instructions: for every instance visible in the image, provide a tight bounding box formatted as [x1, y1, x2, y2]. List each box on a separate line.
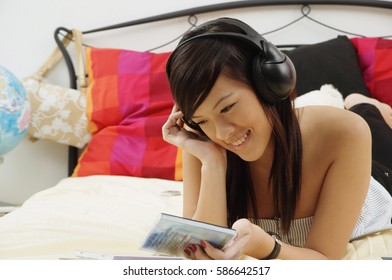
[73, 47, 182, 181]
[294, 84, 344, 109]
[350, 37, 392, 107]
[284, 36, 370, 98]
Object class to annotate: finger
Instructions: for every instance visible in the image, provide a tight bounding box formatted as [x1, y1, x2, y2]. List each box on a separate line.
[171, 103, 182, 115]
[177, 116, 184, 127]
[190, 244, 212, 260]
[169, 110, 183, 122]
[200, 241, 227, 260]
[162, 111, 183, 133]
[162, 117, 175, 137]
[183, 248, 194, 260]
[171, 103, 178, 113]
[166, 104, 183, 124]
[171, 103, 185, 127]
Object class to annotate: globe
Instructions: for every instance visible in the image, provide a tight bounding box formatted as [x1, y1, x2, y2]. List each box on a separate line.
[0, 65, 31, 159]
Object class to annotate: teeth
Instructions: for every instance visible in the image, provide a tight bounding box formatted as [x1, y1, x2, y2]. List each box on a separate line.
[232, 131, 249, 146]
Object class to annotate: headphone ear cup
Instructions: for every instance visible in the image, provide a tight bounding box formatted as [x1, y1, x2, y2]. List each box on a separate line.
[252, 45, 297, 104]
[252, 55, 275, 103]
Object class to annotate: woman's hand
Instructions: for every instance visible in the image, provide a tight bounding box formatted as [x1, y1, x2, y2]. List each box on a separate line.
[162, 104, 226, 162]
[184, 219, 255, 260]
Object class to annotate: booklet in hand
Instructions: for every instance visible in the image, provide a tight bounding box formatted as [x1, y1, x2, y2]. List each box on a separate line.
[140, 213, 236, 258]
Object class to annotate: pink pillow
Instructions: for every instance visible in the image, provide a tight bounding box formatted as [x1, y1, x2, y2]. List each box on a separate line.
[351, 37, 392, 107]
[73, 47, 182, 181]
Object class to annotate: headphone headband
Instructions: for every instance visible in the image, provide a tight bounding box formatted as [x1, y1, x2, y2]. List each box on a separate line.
[166, 17, 296, 104]
[177, 17, 264, 51]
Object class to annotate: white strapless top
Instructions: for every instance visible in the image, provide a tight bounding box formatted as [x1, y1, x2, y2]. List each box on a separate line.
[253, 176, 392, 247]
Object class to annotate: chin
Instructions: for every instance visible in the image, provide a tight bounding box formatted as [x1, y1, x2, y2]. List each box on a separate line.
[239, 153, 261, 162]
[230, 149, 261, 162]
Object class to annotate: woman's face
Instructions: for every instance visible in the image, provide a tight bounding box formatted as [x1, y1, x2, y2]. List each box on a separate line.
[191, 74, 273, 161]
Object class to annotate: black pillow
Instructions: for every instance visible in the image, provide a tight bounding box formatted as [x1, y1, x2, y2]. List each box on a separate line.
[284, 36, 370, 98]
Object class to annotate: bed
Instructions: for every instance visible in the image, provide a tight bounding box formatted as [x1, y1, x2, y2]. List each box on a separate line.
[1, 0, 392, 260]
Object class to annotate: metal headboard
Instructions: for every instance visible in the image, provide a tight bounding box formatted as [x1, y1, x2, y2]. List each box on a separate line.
[55, 0, 392, 176]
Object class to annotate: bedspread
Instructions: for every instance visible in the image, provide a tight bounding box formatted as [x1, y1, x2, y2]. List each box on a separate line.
[0, 175, 182, 259]
[0, 175, 390, 260]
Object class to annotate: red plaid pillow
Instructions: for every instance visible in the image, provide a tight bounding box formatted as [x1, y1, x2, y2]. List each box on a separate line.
[73, 47, 182, 181]
[351, 37, 392, 107]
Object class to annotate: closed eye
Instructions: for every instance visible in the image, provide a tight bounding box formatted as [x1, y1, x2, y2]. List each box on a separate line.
[221, 103, 235, 113]
[193, 103, 236, 126]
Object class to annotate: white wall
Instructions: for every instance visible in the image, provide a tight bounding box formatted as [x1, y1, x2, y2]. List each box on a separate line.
[1, 0, 391, 205]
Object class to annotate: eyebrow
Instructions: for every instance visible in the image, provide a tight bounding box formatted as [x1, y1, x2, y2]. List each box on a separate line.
[213, 92, 234, 110]
[192, 92, 234, 119]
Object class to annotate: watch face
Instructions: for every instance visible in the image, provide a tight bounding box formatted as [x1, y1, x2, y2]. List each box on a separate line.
[274, 236, 282, 245]
[268, 231, 282, 242]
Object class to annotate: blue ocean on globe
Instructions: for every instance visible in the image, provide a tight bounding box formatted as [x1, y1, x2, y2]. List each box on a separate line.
[0, 65, 31, 157]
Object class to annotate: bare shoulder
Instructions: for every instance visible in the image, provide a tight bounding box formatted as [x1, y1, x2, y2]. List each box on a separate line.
[297, 106, 371, 146]
[297, 105, 372, 184]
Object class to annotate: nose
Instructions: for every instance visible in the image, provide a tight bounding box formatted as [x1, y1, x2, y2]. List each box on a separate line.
[214, 119, 235, 141]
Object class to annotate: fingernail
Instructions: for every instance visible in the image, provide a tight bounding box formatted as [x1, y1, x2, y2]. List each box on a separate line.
[201, 241, 207, 248]
[191, 244, 197, 252]
[184, 248, 191, 256]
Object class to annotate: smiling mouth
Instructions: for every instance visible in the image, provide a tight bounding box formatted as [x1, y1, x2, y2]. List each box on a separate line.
[232, 130, 250, 147]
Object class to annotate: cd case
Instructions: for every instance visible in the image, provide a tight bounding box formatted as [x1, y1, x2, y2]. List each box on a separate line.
[140, 213, 236, 257]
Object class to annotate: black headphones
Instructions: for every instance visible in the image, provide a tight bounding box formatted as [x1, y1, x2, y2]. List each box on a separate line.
[166, 17, 296, 105]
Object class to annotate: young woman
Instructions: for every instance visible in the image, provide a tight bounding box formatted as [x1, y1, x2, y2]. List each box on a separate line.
[162, 17, 392, 260]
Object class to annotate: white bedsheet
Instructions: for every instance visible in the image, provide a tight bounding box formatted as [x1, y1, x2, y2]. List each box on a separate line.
[0, 175, 182, 259]
[0, 175, 390, 260]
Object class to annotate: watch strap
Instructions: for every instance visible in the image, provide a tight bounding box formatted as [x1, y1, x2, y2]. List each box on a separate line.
[261, 231, 282, 260]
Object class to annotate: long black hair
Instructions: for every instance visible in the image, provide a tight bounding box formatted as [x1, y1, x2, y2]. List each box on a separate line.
[167, 20, 302, 233]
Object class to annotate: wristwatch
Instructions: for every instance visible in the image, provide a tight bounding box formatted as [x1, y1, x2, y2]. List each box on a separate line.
[261, 231, 282, 260]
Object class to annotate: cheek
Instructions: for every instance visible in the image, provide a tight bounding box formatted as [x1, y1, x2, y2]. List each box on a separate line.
[260, 115, 272, 134]
[257, 116, 273, 145]
[249, 112, 272, 146]
[250, 106, 271, 131]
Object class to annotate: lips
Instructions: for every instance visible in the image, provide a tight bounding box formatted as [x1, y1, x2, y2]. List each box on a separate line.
[232, 130, 250, 147]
